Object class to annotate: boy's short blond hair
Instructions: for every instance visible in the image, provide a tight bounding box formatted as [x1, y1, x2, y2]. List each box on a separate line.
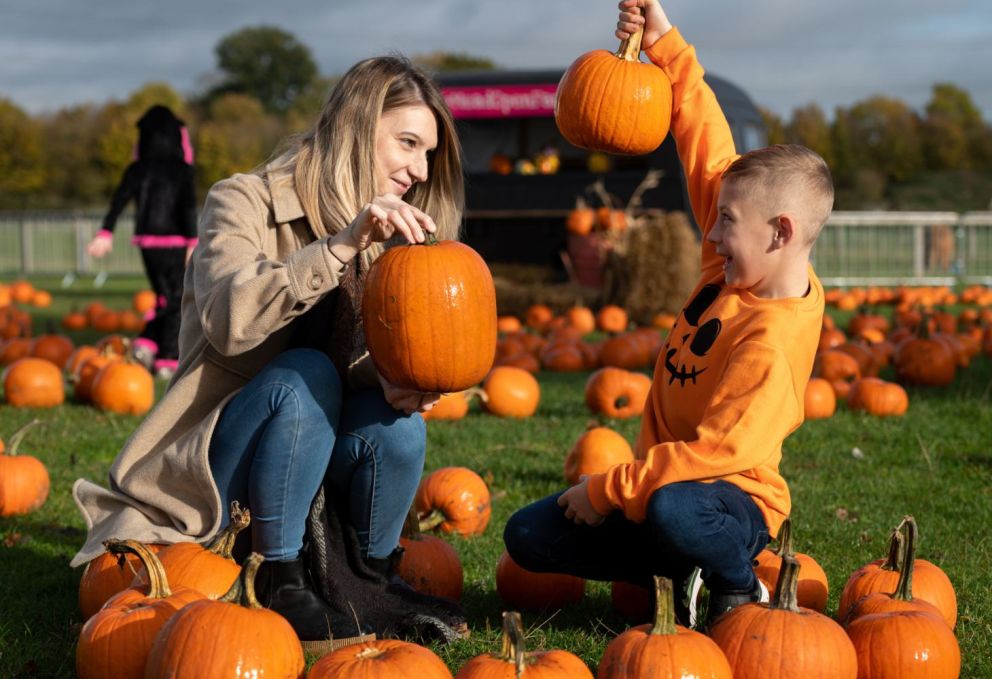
[722, 144, 834, 245]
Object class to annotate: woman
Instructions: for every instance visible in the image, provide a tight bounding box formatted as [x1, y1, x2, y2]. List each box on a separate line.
[71, 56, 465, 649]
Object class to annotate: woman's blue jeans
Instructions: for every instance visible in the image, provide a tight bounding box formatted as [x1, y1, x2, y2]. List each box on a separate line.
[503, 480, 770, 593]
[208, 348, 426, 561]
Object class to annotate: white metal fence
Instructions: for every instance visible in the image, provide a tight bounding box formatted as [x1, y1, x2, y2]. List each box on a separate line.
[2, 210, 991, 286]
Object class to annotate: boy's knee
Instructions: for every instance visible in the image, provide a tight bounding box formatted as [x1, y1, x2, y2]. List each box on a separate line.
[502, 510, 535, 567]
[646, 483, 708, 541]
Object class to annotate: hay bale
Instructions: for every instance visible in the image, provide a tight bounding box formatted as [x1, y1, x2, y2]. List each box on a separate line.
[602, 210, 700, 325]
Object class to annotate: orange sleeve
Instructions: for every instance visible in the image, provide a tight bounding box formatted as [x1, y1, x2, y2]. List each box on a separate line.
[585, 341, 800, 520]
[644, 27, 739, 272]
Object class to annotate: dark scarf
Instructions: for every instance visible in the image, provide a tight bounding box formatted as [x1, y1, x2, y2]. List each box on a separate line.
[290, 254, 368, 386]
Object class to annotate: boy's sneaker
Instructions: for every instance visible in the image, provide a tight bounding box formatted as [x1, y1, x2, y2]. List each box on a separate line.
[683, 567, 706, 629]
[705, 578, 769, 628]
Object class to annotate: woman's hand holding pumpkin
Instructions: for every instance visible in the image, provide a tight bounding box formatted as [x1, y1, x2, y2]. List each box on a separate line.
[378, 372, 441, 415]
[557, 477, 606, 526]
[349, 194, 437, 250]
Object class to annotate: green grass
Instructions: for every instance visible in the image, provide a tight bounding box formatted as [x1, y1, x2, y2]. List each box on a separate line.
[1, 277, 991, 676]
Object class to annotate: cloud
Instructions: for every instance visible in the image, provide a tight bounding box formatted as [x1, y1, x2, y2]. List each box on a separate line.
[1, 0, 990, 120]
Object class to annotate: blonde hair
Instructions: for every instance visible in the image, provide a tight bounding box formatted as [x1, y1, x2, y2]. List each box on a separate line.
[267, 56, 464, 262]
[722, 144, 834, 245]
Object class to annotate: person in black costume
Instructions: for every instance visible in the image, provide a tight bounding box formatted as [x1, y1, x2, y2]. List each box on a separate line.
[87, 104, 197, 379]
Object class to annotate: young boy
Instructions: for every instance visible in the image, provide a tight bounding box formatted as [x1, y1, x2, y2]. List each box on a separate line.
[503, 0, 832, 626]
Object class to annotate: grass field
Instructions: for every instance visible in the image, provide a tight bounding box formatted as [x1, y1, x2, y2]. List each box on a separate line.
[1, 275, 990, 676]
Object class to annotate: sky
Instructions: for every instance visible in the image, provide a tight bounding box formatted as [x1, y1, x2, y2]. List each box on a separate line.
[2, 0, 991, 121]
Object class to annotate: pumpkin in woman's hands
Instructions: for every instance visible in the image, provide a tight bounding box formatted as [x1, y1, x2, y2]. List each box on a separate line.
[362, 239, 497, 393]
[415, 467, 491, 537]
[0, 420, 49, 517]
[555, 20, 672, 156]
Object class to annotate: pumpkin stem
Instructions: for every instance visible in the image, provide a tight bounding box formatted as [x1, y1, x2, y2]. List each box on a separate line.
[418, 508, 446, 533]
[5, 419, 42, 456]
[500, 611, 528, 677]
[206, 501, 251, 558]
[881, 526, 905, 572]
[615, 20, 644, 61]
[772, 517, 794, 558]
[424, 232, 439, 246]
[770, 554, 802, 613]
[104, 538, 172, 598]
[463, 386, 486, 405]
[648, 576, 677, 635]
[892, 515, 918, 602]
[219, 552, 264, 608]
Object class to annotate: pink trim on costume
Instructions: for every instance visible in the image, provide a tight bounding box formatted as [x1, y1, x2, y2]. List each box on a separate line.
[96, 229, 113, 239]
[143, 309, 157, 322]
[157, 295, 166, 308]
[180, 126, 194, 164]
[132, 337, 159, 355]
[153, 358, 179, 371]
[131, 235, 195, 248]
[186, 238, 198, 248]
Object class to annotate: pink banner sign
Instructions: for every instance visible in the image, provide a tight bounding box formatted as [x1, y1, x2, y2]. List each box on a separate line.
[442, 84, 558, 119]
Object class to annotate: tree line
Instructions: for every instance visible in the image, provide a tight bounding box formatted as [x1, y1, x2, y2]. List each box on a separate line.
[0, 25, 989, 212]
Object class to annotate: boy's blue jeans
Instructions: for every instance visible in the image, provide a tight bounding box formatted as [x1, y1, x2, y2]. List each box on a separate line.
[208, 348, 426, 562]
[503, 480, 770, 593]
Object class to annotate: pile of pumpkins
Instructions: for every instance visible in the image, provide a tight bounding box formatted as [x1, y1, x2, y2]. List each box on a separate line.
[806, 302, 991, 419]
[1, 285, 156, 416]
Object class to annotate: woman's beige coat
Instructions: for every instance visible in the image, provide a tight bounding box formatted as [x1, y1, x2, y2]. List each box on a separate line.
[70, 166, 368, 567]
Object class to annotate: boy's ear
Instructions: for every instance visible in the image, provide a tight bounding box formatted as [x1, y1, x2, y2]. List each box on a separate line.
[773, 213, 797, 249]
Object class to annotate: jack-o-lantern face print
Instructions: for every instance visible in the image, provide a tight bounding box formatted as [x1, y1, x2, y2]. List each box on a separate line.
[665, 284, 723, 387]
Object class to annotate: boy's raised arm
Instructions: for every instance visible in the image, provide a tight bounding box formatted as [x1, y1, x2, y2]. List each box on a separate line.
[619, 0, 739, 267]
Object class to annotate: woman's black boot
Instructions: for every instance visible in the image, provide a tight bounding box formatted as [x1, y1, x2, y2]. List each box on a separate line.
[254, 557, 375, 652]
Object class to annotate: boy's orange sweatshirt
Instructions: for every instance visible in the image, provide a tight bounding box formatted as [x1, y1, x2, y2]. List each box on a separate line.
[584, 28, 824, 538]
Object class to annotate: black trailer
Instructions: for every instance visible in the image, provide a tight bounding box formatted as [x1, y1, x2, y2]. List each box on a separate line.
[435, 68, 767, 274]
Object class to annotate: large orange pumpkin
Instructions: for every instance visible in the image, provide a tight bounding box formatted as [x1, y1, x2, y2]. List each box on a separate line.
[495, 550, 585, 611]
[362, 238, 497, 392]
[78, 543, 165, 621]
[481, 366, 540, 417]
[0, 420, 50, 517]
[563, 425, 633, 485]
[76, 540, 206, 679]
[752, 518, 829, 613]
[3, 357, 65, 407]
[598, 576, 732, 679]
[90, 359, 154, 415]
[710, 555, 857, 678]
[842, 516, 947, 627]
[555, 22, 672, 156]
[144, 553, 305, 679]
[847, 377, 908, 417]
[415, 466, 491, 537]
[132, 502, 249, 599]
[584, 367, 651, 418]
[837, 516, 957, 628]
[804, 377, 836, 419]
[308, 638, 453, 679]
[455, 611, 593, 678]
[847, 609, 960, 679]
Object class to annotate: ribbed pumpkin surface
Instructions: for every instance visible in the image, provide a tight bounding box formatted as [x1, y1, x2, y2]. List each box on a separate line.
[362, 240, 497, 393]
